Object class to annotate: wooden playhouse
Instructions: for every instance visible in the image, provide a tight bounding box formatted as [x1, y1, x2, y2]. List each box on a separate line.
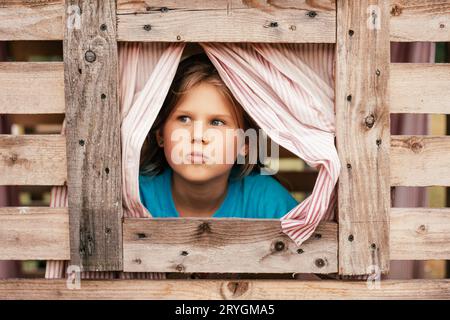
[0, 0, 449, 299]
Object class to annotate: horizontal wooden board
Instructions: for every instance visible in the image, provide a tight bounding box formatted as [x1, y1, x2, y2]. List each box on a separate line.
[0, 279, 449, 299]
[0, 207, 69, 260]
[0, 62, 65, 114]
[116, 0, 336, 43]
[390, 0, 450, 42]
[0, 207, 448, 261]
[390, 63, 450, 114]
[390, 208, 450, 260]
[2, 1, 449, 42]
[390, 135, 450, 186]
[0, 135, 67, 186]
[0, 1, 63, 40]
[124, 218, 338, 273]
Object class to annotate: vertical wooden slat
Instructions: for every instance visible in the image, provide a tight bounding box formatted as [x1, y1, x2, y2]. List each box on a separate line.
[335, 0, 390, 275]
[64, 0, 122, 271]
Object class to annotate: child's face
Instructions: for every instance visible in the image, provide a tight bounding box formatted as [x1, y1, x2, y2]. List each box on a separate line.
[157, 82, 247, 183]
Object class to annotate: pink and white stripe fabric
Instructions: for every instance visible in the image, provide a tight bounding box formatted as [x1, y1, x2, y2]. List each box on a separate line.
[121, 42, 339, 246]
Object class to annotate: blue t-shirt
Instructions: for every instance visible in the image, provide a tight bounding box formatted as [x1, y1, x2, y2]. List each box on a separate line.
[139, 167, 298, 219]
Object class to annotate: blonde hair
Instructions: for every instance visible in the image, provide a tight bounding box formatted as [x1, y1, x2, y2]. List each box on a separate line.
[139, 53, 266, 179]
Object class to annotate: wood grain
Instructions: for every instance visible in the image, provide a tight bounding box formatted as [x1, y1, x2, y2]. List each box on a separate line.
[0, 135, 66, 186]
[64, 0, 122, 271]
[123, 218, 337, 273]
[390, 63, 450, 114]
[0, 207, 69, 260]
[390, 0, 450, 42]
[116, 0, 336, 43]
[0, 279, 449, 299]
[391, 135, 450, 186]
[335, 0, 391, 275]
[391, 208, 450, 260]
[0, 0, 63, 40]
[0, 62, 65, 114]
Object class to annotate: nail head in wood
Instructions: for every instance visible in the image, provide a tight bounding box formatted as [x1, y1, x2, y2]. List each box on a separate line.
[307, 11, 317, 18]
[84, 50, 96, 63]
[297, 248, 304, 254]
[100, 23, 107, 31]
[274, 241, 285, 251]
[348, 29, 354, 36]
[348, 234, 354, 242]
[143, 24, 151, 31]
[315, 258, 325, 268]
[79, 139, 85, 146]
[346, 94, 352, 102]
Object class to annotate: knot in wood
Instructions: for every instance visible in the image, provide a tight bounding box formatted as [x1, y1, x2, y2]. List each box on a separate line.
[365, 114, 375, 128]
[175, 264, 184, 272]
[390, 4, 402, 16]
[198, 222, 211, 234]
[410, 141, 423, 153]
[314, 233, 322, 239]
[416, 224, 427, 234]
[227, 281, 249, 297]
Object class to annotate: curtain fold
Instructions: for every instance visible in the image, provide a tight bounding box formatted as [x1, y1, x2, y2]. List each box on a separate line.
[120, 42, 339, 247]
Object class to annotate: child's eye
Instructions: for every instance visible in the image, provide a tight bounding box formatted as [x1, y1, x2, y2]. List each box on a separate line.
[211, 119, 225, 126]
[177, 115, 191, 123]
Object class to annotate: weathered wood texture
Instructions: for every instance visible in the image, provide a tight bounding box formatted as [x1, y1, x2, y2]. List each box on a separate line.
[64, 0, 122, 271]
[0, 207, 69, 260]
[0, 279, 449, 300]
[0, 62, 65, 114]
[390, 63, 450, 114]
[1, 209, 449, 261]
[391, 135, 450, 186]
[0, 0, 63, 40]
[0, 135, 66, 185]
[390, 208, 450, 260]
[2, 1, 449, 42]
[335, 0, 391, 275]
[390, 0, 450, 42]
[123, 218, 338, 273]
[116, 0, 336, 43]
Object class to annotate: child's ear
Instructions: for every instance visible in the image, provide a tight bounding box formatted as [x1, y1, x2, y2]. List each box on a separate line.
[238, 143, 248, 157]
[155, 129, 164, 147]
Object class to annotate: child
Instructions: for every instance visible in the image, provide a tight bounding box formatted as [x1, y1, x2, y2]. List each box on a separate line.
[139, 53, 298, 219]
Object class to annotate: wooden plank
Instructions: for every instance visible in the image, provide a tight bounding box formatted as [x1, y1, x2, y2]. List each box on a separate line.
[0, 279, 449, 299]
[116, 0, 336, 43]
[0, 135, 66, 186]
[123, 218, 337, 273]
[391, 135, 450, 186]
[64, 0, 122, 271]
[390, 0, 450, 42]
[0, 62, 65, 114]
[335, 0, 391, 275]
[0, 207, 69, 260]
[390, 63, 450, 114]
[0, 207, 447, 261]
[0, 1, 63, 40]
[391, 208, 450, 260]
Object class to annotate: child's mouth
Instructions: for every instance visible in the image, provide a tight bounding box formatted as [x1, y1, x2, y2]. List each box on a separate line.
[186, 152, 209, 164]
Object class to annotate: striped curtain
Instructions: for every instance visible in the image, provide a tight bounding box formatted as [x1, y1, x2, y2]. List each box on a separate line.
[46, 42, 338, 278]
